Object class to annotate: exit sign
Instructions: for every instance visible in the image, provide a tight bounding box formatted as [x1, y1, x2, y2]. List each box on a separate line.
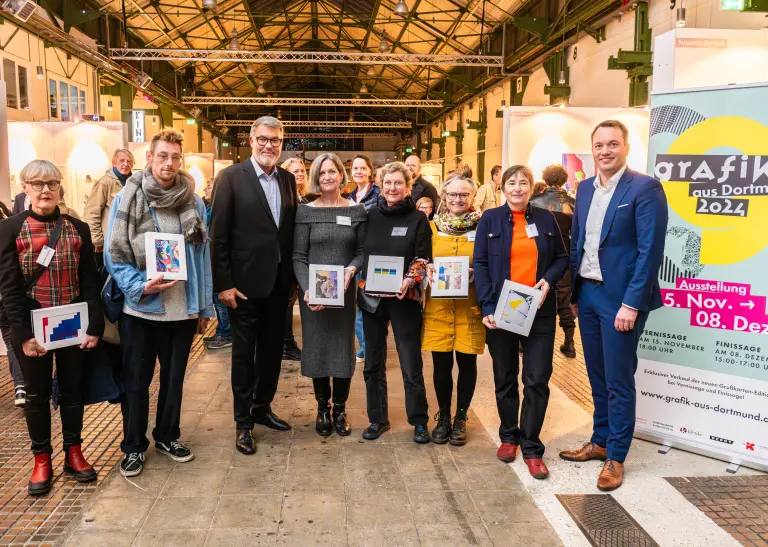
[721, 0, 744, 9]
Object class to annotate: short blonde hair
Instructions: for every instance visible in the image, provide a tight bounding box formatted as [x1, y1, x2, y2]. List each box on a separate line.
[439, 176, 476, 211]
[150, 128, 184, 154]
[308, 153, 348, 194]
[20, 160, 62, 183]
[415, 197, 433, 210]
[281, 158, 303, 171]
[379, 162, 413, 191]
[112, 148, 135, 164]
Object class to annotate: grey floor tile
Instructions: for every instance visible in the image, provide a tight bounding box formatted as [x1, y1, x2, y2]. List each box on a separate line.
[133, 529, 208, 547]
[223, 465, 287, 495]
[98, 468, 173, 499]
[471, 490, 548, 525]
[346, 490, 412, 527]
[204, 529, 280, 546]
[417, 523, 494, 547]
[284, 462, 345, 493]
[159, 466, 229, 497]
[279, 524, 347, 546]
[344, 463, 405, 492]
[143, 496, 218, 530]
[211, 494, 283, 531]
[342, 442, 397, 466]
[346, 523, 420, 547]
[281, 492, 347, 529]
[457, 463, 525, 492]
[61, 531, 137, 546]
[407, 490, 483, 525]
[485, 522, 563, 546]
[77, 496, 155, 531]
[230, 443, 290, 467]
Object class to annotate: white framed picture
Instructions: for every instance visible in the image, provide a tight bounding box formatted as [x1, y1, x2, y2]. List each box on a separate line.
[431, 256, 470, 299]
[493, 280, 543, 337]
[365, 255, 404, 296]
[308, 264, 345, 307]
[145, 232, 188, 281]
[32, 302, 90, 350]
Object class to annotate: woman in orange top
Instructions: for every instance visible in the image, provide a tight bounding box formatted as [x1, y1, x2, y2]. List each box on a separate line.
[473, 165, 568, 479]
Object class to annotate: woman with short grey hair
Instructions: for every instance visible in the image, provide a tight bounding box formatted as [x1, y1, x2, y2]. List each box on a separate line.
[293, 153, 367, 436]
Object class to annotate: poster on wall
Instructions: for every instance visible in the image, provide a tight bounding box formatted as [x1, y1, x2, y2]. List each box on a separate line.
[636, 83, 768, 471]
[561, 153, 595, 190]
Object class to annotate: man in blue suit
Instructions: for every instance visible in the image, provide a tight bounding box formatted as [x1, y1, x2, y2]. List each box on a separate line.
[559, 120, 668, 491]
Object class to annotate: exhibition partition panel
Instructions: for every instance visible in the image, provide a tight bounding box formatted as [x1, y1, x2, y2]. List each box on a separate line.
[636, 83, 768, 472]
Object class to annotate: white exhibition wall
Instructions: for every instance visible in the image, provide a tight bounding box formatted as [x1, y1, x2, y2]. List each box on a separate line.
[214, 159, 233, 176]
[7, 121, 128, 216]
[184, 153, 215, 196]
[501, 106, 650, 185]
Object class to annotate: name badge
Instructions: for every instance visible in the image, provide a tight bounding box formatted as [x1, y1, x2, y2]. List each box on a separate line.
[392, 227, 408, 237]
[37, 245, 55, 267]
[466, 231, 477, 242]
[337, 216, 352, 226]
[525, 224, 539, 238]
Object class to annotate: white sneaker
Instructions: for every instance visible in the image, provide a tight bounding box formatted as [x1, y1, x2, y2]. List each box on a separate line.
[14, 386, 26, 408]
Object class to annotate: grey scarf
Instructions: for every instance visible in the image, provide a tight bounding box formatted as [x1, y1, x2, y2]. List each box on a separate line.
[109, 167, 206, 270]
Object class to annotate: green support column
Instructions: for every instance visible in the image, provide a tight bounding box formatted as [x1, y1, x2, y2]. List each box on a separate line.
[158, 103, 174, 128]
[543, 50, 571, 106]
[477, 102, 487, 184]
[510, 76, 529, 107]
[118, 82, 134, 129]
[608, 1, 652, 107]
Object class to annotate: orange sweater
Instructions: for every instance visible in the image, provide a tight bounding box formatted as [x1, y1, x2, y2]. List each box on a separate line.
[509, 210, 538, 287]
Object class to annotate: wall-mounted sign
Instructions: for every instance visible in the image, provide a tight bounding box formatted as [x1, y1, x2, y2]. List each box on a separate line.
[132, 110, 145, 143]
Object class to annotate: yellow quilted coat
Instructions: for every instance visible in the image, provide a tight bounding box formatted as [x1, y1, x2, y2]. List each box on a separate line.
[422, 222, 486, 354]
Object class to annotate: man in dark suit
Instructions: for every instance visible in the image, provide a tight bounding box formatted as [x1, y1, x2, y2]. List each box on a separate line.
[404, 154, 438, 212]
[210, 116, 298, 455]
[559, 120, 668, 491]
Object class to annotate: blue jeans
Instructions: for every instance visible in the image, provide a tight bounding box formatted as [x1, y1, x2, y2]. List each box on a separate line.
[355, 273, 365, 358]
[213, 293, 232, 338]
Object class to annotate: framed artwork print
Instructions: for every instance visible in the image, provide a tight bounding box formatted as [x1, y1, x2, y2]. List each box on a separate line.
[365, 255, 404, 296]
[431, 256, 470, 299]
[308, 264, 345, 307]
[493, 280, 543, 337]
[145, 232, 187, 281]
[32, 302, 90, 350]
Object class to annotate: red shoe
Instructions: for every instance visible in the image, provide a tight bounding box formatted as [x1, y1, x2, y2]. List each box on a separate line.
[496, 442, 518, 462]
[28, 454, 53, 496]
[64, 445, 97, 483]
[524, 457, 549, 479]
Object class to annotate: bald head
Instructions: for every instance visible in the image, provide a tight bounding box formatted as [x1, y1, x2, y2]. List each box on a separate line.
[405, 154, 422, 179]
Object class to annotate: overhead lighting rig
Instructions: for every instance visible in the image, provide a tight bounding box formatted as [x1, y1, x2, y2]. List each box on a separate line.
[184, 97, 443, 108]
[217, 120, 412, 128]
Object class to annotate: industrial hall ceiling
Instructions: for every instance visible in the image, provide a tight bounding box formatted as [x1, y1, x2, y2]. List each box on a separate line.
[23, 0, 626, 139]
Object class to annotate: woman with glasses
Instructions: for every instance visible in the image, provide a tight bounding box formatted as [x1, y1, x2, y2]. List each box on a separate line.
[359, 162, 432, 443]
[474, 165, 568, 479]
[422, 177, 485, 446]
[416, 197, 434, 217]
[292, 153, 366, 436]
[0, 160, 103, 495]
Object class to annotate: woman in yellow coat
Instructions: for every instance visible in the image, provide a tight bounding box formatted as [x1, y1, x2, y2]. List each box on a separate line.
[423, 176, 486, 446]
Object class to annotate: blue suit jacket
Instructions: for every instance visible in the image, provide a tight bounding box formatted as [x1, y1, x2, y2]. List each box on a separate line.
[570, 168, 668, 312]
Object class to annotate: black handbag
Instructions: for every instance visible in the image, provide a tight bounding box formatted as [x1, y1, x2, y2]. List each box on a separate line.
[101, 274, 124, 324]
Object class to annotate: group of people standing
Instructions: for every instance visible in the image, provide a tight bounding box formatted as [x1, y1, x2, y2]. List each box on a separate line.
[0, 114, 667, 497]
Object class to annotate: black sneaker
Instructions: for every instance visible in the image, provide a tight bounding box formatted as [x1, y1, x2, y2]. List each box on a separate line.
[120, 452, 144, 477]
[282, 340, 302, 361]
[414, 425, 430, 444]
[206, 335, 233, 350]
[202, 334, 217, 343]
[430, 408, 451, 444]
[14, 386, 26, 408]
[155, 440, 194, 463]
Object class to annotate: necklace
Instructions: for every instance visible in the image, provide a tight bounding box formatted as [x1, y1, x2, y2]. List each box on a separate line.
[316, 195, 345, 207]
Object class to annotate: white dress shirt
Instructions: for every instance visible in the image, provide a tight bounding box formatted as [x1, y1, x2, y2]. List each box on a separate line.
[251, 156, 281, 226]
[578, 165, 627, 281]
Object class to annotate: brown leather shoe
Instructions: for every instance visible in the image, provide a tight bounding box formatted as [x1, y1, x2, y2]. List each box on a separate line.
[597, 459, 624, 491]
[559, 441, 607, 462]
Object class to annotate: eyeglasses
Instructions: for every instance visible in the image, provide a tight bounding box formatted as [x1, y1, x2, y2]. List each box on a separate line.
[26, 179, 61, 192]
[382, 180, 406, 189]
[254, 136, 283, 147]
[155, 153, 183, 164]
[445, 192, 471, 201]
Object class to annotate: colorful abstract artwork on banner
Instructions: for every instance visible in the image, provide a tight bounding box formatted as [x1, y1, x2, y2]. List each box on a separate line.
[637, 83, 768, 470]
[561, 153, 595, 190]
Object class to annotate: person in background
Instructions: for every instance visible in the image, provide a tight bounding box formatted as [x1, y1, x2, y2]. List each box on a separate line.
[84, 149, 135, 269]
[359, 162, 432, 443]
[348, 155, 380, 365]
[293, 153, 366, 436]
[474, 165, 503, 213]
[202, 177, 232, 350]
[404, 155, 438, 213]
[57, 186, 80, 220]
[0, 198, 11, 218]
[416, 197, 433, 217]
[533, 181, 547, 196]
[282, 158, 316, 204]
[0, 160, 103, 496]
[560, 120, 668, 491]
[12, 183, 29, 215]
[106, 128, 213, 478]
[422, 176, 484, 446]
[449, 164, 473, 183]
[530, 164, 577, 358]
[0, 204, 25, 407]
[474, 165, 568, 480]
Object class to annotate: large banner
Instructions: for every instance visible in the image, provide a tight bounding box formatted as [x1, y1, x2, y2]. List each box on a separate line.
[636, 83, 768, 471]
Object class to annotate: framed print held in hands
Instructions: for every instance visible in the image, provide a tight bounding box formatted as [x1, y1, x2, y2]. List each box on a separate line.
[32, 302, 90, 350]
[365, 255, 404, 296]
[431, 256, 470, 299]
[308, 264, 345, 307]
[493, 280, 542, 336]
[145, 232, 187, 281]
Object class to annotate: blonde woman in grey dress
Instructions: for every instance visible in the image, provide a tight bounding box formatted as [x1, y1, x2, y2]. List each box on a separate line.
[293, 153, 367, 436]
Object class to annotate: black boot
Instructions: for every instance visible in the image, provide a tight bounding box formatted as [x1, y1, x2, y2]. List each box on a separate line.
[332, 404, 351, 436]
[449, 409, 468, 446]
[560, 328, 576, 358]
[430, 408, 452, 444]
[315, 399, 332, 437]
[282, 338, 302, 361]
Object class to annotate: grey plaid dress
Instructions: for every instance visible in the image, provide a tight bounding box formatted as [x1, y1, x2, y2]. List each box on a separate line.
[292, 204, 367, 378]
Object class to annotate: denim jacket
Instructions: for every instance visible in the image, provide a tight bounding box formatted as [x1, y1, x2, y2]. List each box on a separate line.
[104, 192, 214, 318]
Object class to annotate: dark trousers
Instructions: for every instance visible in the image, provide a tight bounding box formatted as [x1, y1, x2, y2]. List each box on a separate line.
[2, 326, 24, 387]
[431, 351, 477, 410]
[362, 298, 429, 426]
[284, 284, 298, 344]
[13, 340, 84, 455]
[578, 281, 648, 462]
[486, 314, 556, 458]
[312, 377, 352, 406]
[230, 274, 289, 429]
[556, 271, 576, 332]
[119, 314, 197, 454]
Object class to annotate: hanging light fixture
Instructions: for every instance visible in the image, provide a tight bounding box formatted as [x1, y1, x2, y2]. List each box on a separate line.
[378, 32, 391, 53]
[107, 100, 113, 111]
[393, 0, 409, 17]
[36, 66, 44, 79]
[277, 108, 282, 118]
[348, 112, 354, 122]
[360, 83, 368, 94]
[246, 64, 255, 75]
[676, 8, 686, 27]
[367, 65, 376, 77]
[558, 70, 566, 85]
[257, 81, 266, 94]
[229, 28, 240, 50]
[202, 0, 217, 9]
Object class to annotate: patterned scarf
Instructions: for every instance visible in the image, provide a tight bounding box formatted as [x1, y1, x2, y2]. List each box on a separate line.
[434, 208, 482, 236]
[109, 167, 206, 270]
